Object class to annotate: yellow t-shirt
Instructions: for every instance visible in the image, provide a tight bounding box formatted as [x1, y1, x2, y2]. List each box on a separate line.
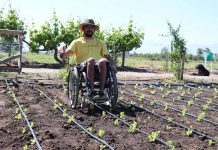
[67, 37, 109, 64]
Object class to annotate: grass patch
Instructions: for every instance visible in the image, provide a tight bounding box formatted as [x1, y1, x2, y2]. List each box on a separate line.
[23, 53, 57, 64]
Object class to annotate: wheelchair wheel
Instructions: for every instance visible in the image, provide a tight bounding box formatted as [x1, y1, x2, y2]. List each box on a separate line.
[108, 70, 118, 107]
[68, 67, 79, 108]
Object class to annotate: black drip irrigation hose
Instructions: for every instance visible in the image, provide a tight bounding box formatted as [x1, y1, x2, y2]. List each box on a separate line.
[185, 85, 218, 107]
[88, 101, 171, 149]
[134, 86, 218, 112]
[28, 84, 114, 150]
[5, 79, 42, 150]
[122, 90, 218, 126]
[118, 82, 214, 87]
[119, 99, 218, 144]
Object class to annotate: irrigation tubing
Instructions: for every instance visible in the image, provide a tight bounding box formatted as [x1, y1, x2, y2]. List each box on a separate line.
[88, 101, 171, 148]
[119, 99, 218, 143]
[122, 90, 218, 126]
[5, 79, 42, 150]
[29, 84, 114, 150]
[133, 86, 218, 112]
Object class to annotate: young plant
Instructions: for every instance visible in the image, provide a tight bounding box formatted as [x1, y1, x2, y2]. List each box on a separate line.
[186, 126, 193, 136]
[208, 140, 215, 146]
[150, 99, 157, 106]
[128, 121, 137, 133]
[23, 144, 28, 150]
[67, 115, 74, 124]
[139, 94, 145, 101]
[30, 139, 36, 145]
[165, 125, 172, 131]
[167, 117, 173, 123]
[15, 113, 22, 120]
[120, 112, 125, 119]
[164, 103, 169, 110]
[100, 144, 106, 150]
[97, 129, 106, 138]
[147, 131, 160, 142]
[62, 109, 68, 118]
[30, 122, 34, 128]
[187, 99, 194, 106]
[102, 111, 106, 118]
[197, 112, 206, 121]
[150, 90, 156, 95]
[181, 106, 187, 116]
[22, 127, 26, 134]
[113, 119, 119, 126]
[166, 140, 176, 150]
[87, 127, 93, 133]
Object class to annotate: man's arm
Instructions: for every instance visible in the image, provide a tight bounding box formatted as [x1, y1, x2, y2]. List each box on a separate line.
[59, 46, 73, 60]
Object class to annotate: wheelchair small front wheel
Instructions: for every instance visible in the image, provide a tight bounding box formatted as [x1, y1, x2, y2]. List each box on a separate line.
[68, 67, 79, 109]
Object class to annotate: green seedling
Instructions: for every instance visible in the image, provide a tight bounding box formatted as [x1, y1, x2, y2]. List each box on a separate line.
[186, 128, 193, 136]
[159, 87, 164, 92]
[139, 105, 143, 108]
[150, 100, 157, 106]
[30, 139, 35, 145]
[202, 103, 209, 111]
[113, 119, 119, 126]
[102, 111, 106, 118]
[197, 112, 206, 121]
[67, 115, 74, 124]
[22, 127, 26, 134]
[100, 144, 106, 150]
[164, 103, 169, 110]
[30, 122, 34, 128]
[15, 107, 19, 114]
[167, 117, 173, 123]
[147, 131, 160, 142]
[187, 99, 194, 106]
[128, 121, 137, 133]
[62, 109, 68, 118]
[181, 106, 187, 116]
[150, 90, 156, 95]
[87, 127, 93, 133]
[15, 113, 22, 120]
[23, 144, 28, 150]
[133, 91, 138, 95]
[166, 140, 176, 150]
[120, 112, 125, 119]
[130, 101, 135, 105]
[208, 140, 215, 146]
[165, 125, 172, 131]
[97, 129, 106, 138]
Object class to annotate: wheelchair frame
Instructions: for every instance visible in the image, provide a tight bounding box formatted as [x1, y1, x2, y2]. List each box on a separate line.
[67, 64, 118, 108]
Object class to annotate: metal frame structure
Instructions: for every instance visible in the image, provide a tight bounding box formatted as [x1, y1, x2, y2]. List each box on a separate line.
[0, 29, 23, 72]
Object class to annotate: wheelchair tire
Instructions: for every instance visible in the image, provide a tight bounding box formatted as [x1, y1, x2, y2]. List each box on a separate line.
[108, 70, 118, 107]
[68, 67, 79, 108]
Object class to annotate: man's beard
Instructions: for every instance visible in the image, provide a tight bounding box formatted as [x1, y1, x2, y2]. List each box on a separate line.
[84, 31, 94, 38]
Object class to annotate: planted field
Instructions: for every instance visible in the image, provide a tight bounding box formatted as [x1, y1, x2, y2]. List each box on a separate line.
[0, 76, 217, 150]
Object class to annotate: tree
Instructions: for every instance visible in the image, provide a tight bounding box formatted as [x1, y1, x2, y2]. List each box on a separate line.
[161, 47, 169, 71]
[167, 22, 187, 80]
[105, 19, 144, 67]
[196, 48, 204, 60]
[0, 5, 27, 54]
[29, 11, 65, 64]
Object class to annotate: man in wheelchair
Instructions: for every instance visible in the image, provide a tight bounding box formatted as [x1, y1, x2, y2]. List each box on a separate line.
[60, 18, 117, 107]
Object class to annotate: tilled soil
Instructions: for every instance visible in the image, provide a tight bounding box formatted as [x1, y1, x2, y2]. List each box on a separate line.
[0, 77, 218, 150]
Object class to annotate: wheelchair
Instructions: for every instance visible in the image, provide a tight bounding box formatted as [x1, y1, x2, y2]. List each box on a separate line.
[67, 62, 118, 109]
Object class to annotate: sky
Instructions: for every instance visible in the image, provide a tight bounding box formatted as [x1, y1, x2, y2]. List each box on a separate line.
[0, 0, 218, 55]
